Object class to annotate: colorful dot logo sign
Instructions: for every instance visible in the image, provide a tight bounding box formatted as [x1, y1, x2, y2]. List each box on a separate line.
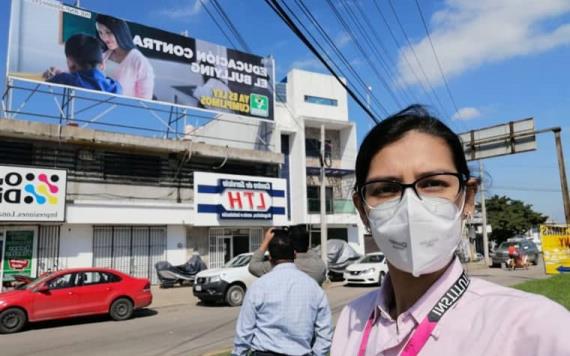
[24, 184, 46, 205]
[22, 172, 60, 205]
[38, 173, 59, 194]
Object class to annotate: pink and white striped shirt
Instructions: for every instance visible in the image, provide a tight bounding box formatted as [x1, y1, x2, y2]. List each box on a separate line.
[331, 258, 570, 356]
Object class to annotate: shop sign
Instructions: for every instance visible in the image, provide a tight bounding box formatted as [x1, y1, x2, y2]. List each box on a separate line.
[3, 230, 34, 278]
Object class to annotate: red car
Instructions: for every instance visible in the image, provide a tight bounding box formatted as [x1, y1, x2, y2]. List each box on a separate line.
[0, 267, 152, 333]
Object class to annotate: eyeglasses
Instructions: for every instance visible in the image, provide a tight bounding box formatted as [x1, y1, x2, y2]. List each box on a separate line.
[359, 173, 465, 209]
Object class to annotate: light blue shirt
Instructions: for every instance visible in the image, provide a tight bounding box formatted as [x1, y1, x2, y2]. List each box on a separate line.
[232, 263, 332, 356]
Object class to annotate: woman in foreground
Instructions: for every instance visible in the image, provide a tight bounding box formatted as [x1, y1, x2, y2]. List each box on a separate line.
[331, 105, 570, 356]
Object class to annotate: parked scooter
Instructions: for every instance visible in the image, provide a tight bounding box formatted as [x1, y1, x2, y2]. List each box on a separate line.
[155, 253, 207, 288]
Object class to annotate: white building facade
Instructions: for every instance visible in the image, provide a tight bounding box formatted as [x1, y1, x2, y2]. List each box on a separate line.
[0, 69, 365, 286]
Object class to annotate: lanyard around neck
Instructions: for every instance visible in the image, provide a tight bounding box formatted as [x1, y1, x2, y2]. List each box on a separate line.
[358, 271, 470, 356]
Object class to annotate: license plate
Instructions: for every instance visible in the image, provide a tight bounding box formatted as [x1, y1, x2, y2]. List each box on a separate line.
[195, 285, 202, 291]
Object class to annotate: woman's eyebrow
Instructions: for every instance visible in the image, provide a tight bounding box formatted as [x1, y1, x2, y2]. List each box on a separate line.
[366, 169, 457, 182]
[366, 175, 402, 182]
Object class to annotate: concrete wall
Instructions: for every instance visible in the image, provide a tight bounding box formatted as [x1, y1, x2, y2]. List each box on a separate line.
[66, 201, 194, 225]
[186, 114, 279, 153]
[347, 223, 366, 255]
[186, 227, 210, 266]
[166, 225, 187, 265]
[339, 125, 357, 170]
[59, 224, 93, 269]
[287, 69, 349, 122]
[287, 131, 308, 225]
[67, 182, 193, 204]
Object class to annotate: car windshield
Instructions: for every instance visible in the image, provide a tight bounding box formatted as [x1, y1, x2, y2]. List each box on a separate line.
[499, 242, 520, 249]
[18, 273, 53, 290]
[224, 254, 252, 268]
[359, 254, 385, 263]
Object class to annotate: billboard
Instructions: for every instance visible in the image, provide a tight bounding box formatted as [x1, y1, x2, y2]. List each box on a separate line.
[194, 172, 287, 226]
[0, 165, 67, 222]
[540, 224, 570, 274]
[7, 0, 275, 120]
[458, 118, 536, 161]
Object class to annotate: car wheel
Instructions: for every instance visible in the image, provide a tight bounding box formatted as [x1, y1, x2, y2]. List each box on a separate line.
[378, 272, 386, 286]
[0, 308, 27, 334]
[109, 298, 134, 321]
[225, 285, 245, 307]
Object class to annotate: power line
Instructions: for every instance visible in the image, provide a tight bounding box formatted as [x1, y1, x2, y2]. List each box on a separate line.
[327, 0, 402, 107]
[198, 0, 239, 49]
[291, 0, 388, 116]
[348, 0, 420, 105]
[371, 0, 445, 120]
[324, 0, 403, 110]
[414, 0, 465, 129]
[265, 0, 382, 123]
[210, 0, 251, 52]
[385, 0, 452, 123]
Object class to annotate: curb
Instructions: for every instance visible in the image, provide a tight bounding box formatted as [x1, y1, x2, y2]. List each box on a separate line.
[202, 347, 232, 356]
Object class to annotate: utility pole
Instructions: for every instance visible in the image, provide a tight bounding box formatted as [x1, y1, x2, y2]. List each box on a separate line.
[479, 160, 490, 266]
[553, 128, 570, 223]
[320, 124, 328, 267]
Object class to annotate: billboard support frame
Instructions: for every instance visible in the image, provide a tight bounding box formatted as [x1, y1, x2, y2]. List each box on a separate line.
[1, 78, 276, 150]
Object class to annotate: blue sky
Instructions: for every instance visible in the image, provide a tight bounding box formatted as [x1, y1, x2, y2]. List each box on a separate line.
[0, 0, 569, 222]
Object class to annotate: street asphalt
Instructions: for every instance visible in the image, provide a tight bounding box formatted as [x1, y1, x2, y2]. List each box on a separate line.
[0, 260, 550, 356]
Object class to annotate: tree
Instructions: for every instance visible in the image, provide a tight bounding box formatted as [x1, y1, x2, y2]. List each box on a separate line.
[482, 195, 548, 244]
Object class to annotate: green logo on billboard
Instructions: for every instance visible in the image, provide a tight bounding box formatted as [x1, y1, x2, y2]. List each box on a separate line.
[250, 94, 269, 117]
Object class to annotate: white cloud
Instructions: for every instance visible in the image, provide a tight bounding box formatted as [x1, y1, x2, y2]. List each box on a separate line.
[290, 57, 324, 71]
[452, 107, 481, 120]
[159, 0, 204, 19]
[336, 32, 352, 49]
[396, 0, 570, 88]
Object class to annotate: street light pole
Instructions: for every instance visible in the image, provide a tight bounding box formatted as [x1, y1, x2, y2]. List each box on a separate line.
[553, 128, 570, 224]
[479, 160, 490, 266]
[320, 124, 328, 267]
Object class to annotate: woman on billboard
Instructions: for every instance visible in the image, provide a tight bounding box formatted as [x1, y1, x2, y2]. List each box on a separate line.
[95, 14, 155, 100]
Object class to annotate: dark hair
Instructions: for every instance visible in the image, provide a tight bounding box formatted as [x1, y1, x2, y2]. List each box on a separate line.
[289, 224, 310, 253]
[355, 105, 470, 191]
[65, 34, 103, 70]
[268, 230, 295, 261]
[95, 14, 135, 51]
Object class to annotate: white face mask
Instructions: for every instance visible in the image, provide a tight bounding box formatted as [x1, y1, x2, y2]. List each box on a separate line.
[367, 189, 465, 277]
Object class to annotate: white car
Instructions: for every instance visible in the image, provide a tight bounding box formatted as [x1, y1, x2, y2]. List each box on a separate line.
[343, 252, 388, 286]
[193, 253, 261, 306]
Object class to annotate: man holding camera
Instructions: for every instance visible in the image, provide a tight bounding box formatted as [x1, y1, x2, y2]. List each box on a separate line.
[248, 225, 327, 285]
[232, 230, 332, 356]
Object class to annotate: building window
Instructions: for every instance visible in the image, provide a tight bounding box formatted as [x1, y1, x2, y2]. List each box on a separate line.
[305, 138, 332, 158]
[307, 186, 333, 214]
[304, 95, 338, 106]
[276, 83, 287, 103]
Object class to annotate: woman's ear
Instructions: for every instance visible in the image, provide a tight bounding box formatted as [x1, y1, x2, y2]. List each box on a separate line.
[463, 178, 479, 218]
[353, 191, 370, 229]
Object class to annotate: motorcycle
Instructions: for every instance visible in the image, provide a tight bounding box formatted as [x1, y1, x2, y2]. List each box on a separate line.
[313, 239, 362, 281]
[506, 253, 529, 270]
[155, 254, 207, 288]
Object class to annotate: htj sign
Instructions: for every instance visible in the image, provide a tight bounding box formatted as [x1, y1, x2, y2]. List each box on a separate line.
[0, 165, 67, 222]
[194, 172, 287, 226]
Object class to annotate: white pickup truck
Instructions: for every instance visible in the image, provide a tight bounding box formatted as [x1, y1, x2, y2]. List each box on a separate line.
[193, 252, 265, 306]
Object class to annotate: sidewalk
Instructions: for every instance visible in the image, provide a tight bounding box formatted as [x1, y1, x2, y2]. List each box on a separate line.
[150, 285, 196, 309]
[150, 280, 346, 309]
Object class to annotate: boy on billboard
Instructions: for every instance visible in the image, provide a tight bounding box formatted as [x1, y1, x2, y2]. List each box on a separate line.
[43, 34, 122, 94]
